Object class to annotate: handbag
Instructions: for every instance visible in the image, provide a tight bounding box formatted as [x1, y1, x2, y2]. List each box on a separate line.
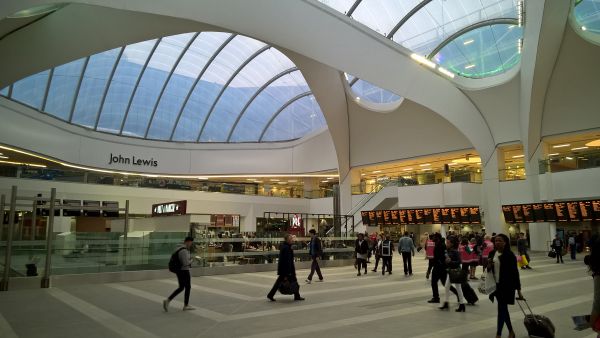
[278, 279, 299, 295]
[478, 271, 496, 295]
[447, 268, 468, 284]
[547, 250, 556, 258]
[517, 255, 529, 268]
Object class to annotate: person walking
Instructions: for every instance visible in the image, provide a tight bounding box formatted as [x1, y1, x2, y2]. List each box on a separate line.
[398, 232, 415, 276]
[163, 236, 195, 312]
[481, 235, 494, 277]
[584, 236, 600, 335]
[552, 234, 564, 264]
[439, 235, 466, 312]
[305, 229, 323, 284]
[425, 234, 435, 279]
[517, 233, 532, 269]
[487, 233, 524, 338]
[381, 234, 394, 275]
[355, 233, 369, 276]
[372, 234, 383, 272]
[569, 233, 577, 260]
[428, 233, 458, 304]
[468, 238, 480, 279]
[267, 234, 304, 301]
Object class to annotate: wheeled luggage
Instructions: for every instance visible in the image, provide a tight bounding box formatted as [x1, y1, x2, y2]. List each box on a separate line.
[517, 298, 555, 338]
[461, 281, 478, 305]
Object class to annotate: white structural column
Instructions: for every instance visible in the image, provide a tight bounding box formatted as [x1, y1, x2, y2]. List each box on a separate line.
[481, 148, 505, 235]
[526, 142, 555, 251]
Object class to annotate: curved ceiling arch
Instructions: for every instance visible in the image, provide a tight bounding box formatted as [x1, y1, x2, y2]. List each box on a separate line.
[0, 0, 495, 165]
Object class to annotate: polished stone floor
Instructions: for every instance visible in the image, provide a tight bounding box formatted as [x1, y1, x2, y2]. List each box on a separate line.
[0, 252, 596, 338]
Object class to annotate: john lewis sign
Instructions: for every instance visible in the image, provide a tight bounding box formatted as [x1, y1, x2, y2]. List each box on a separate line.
[109, 153, 158, 167]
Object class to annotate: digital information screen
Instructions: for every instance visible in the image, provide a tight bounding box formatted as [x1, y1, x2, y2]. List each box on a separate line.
[399, 210, 407, 224]
[432, 208, 442, 223]
[554, 202, 569, 222]
[368, 211, 377, 226]
[391, 210, 399, 224]
[567, 202, 581, 222]
[460, 207, 470, 224]
[383, 210, 392, 225]
[512, 205, 524, 223]
[450, 208, 461, 224]
[423, 208, 434, 224]
[579, 201, 593, 221]
[62, 199, 81, 217]
[441, 208, 452, 224]
[544, 203, 557, 222]
[502, 206, 515, 223]
[375, 210, 384, 225]
[522, 204, 534, 223]
[593, 201, 600, 221]
[414, 209, 424, 224]
[532, 204, 545, 222]
[83, 200, 101, 217]
[406, 209, 415, 224]
[361, 211, 370, 226]
[469, 207, 481, 224]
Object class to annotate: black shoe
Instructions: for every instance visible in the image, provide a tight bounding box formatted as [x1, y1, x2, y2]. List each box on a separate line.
[455, 304, 466, 312]
[521, 267, 527, 270]
[427, 298, 440, 304]
[357, 272, 361, 276]
[409, 273, 413, 276]
[382, 271, 385, 275]
[267, 296, 276, 302]
[388, 272, 392, 275]
[364, 270, 367, 275]
[526, 266, 532, 269]
[371, 269, 377, 272]
[439, 302, 449, 310]
[294, 297, 305, 301]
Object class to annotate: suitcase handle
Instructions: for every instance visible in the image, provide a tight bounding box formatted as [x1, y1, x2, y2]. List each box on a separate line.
[516, 297, 533, 317]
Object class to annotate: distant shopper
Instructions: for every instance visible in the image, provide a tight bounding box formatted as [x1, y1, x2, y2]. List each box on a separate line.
[381, 234, 394, 275]
[428, 233, 458, 304]
[481, 235, 494, 277]
[355, 233, 369, 276]
[468, 238, 480, 279]
[488, 233, 523, 338]
[439, 235, 466, 312]
[372, 234, 384, 272]
[517, 233, 532, 269]
[425, 234, 435, 279]
[552, 234, 564, 264]
[398, 232, 415, 276]
[569, 233, 577, 260]
[306, 229, 323, 284]
[164, 236, 195, 312]
[585, 236, 600, 334]
[267, 234, 304, 301]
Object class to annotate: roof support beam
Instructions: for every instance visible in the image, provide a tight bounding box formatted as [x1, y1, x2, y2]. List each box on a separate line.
[196, 45, 271, 142]
[93, 46, 125, 130]
[226, 67, 299, 142]
[118, 38, 162, 135]
[144, 32, 199, 138]
[259, 91, 311, 142]
[346, 0, 362, 17]
[387, 0, 432, 40]
[427, 18, 518, 58]
[168, 34, 236, 141]
[67, 56, 90, 122]
[40, 68, 54, 111]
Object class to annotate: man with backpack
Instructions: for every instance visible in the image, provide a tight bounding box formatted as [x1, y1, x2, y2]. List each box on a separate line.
[381, 234, 394, 275]
[163, 236, 195, 312]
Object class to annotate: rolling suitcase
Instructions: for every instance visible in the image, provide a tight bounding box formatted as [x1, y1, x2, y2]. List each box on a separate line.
[461, 281, 479, 305]
[517, 298, 555, 338]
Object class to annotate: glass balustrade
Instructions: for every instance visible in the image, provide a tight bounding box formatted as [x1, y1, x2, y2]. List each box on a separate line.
[539, 150, 600, 174]
[498, 167, 526, 181]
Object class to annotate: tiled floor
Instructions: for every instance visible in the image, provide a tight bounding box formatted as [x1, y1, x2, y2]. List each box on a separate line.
[0, 252, 596, 338]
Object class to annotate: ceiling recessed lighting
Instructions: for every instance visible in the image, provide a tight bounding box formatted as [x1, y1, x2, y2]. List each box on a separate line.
[419, 163, 431, 167]
[437, 66, 455, 78]
[361, 173, 365, 176]
[447, 163, 458, 166]
[326, 177, 334, 180]
[552, 144, 570, 148]
[0, 155, 8, 159]
[512, 155, 524, 158]
[571, 146, 588, 151]
[197, 177, 208, 180]
[464, 64, 476, 69]
[421, 168, 432, 171]
[372, 170, 382, 173]
[246, 178, 255, 181]
[270, 179, 280, 182]
[565, 156, 574, 160]
[463, 39, 475, 45]
[582, 26, 587, 31]
[585, 139, 600, 147]
[403, 168, 413, 171]
[356, 97, 361, 101]
[320, 180, 328, 183]
[548, 153, 559, 156]
[410, 53, 436, 69]
[277, 181, 287, 185]
[288, 179, 297, 183]
[451, 156, 481, 164]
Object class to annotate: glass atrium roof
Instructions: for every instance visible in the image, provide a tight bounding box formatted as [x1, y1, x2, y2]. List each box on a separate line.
[0, 32, 327, 143]
[345, 74, 401, 104]
[320, 0, 524, 78]
[574, 0, 600, 34]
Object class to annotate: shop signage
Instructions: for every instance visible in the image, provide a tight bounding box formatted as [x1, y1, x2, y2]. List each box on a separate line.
[152, 200, 187, 217]
[109, 153, 158, 167]
[292, 214, 302, 227]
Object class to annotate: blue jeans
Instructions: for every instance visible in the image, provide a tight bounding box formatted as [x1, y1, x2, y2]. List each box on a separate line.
[497, 300, 513, 336]
[570, 244, 576, 260]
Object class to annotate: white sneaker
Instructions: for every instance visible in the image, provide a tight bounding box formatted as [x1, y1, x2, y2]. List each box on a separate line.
[305, 279, 312, 284]
[163, 299, 170, 312]
[183, 305, 196, 311]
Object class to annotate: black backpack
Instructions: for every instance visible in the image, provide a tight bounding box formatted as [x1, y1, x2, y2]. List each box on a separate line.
[168, 247, 186, 273]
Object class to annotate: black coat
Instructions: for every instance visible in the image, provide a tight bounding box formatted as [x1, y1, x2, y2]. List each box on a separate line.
[433, 241, 447, 268]
[309, 237, 323, 258]
[355, 239, 369, 255]
[445, 248, 461, 269]
[489, 249, 521, 304]
[277, 242, 296, 276]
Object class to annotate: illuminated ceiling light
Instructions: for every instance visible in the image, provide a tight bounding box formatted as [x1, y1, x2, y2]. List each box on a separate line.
[565, 157, 574, 160]
[447, 163, 458, 166]
[197, 177, 208, 180]
[437, 66, 455, 78]
[0, 160, 46, 168]
[356, 97, 361, 101]
[451, 156, 481, 164]
[517, 0, 524, 27]
[464, 64, 476, 70]
[326, 177, 334, 180]
[581, 158, 589, 161]
[8, 3, 66, 18]
[270, 179, 280, 182]
[403, 168, 413, 171]
[582, 26, 587, 31]
[517, 38, 523, 54]
[288, 179, 298, 183]
[320, 180, 328, 183]
[552, 144, 570, 148]
[246, 178, 255, 181]
[420, 168, 432, 171]
[571, 146, 588, 151]
[512, 155, 525, 158]
[477, 162, 482, 165]
[372, 170, 382, 173]
[277, 181, 287, 185]
[463, 39, 475, 45]
[419, 163, 431, 167]
[585, 139, 600, 147]
[0, 155, 8, 159]
[548, 153, 559, 156]
[361, 173, 365, 176]
[410, 53, 436, 69]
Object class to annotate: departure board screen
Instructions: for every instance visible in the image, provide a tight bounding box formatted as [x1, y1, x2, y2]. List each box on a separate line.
[63, 199, 81, 217]
[532, 203, 545, 222]
[414, 209, 424, 224]
[83, 200, 101, 217]
[375, 210, 384, 225]
[469, 207, 481, 224]
[512, 205, 524, 223]
[368, 211, 377, 226]
[450, 208, 461, 224]
[502, 206, 515, 223]
[432, 208, 442, 223]
[406, 209, 415, 224]
[102, 201, 119, 217]
[459, 208, 470, 223]
[567, 202, 581, 221]
[544, 203, 557, 221]
[522, 204, 534, 223]
[593, 201, 600, 220]
[441, 208, 452, 224]
[390, 210, 399, 224]
[423, 208, 434, 224]
[399, 210, 407, 224]
[383, 210, 392, 225]
[554, 202, 568, 222]
[361, 211, 370, 226]
[579, 201, 593, 221]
